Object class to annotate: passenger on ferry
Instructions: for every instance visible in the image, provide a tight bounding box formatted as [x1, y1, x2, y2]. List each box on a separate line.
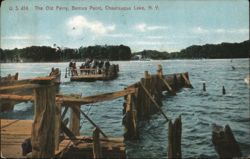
[80, 63, 85, 74]
[86, 60, 91, 74]
[98, 60, 104, 74]
[91, 59, 98, 74]
[69, 60, 74, 68]
[104, 60, 110, 75]
[72, 62, 78, 76]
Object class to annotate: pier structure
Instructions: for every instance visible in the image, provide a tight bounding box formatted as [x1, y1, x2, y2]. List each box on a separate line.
[0, 76, 128, 158]
[122, 65, 193, 139]
[1, 65, 242, 158]
[0, 68, 61, 112]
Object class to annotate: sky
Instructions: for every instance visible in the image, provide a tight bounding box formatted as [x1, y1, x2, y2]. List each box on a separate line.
[0, 0, 249, 52]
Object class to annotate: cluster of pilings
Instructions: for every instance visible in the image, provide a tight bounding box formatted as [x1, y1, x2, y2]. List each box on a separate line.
[122, 65, 193, 140]
[121, 65, 245, 158]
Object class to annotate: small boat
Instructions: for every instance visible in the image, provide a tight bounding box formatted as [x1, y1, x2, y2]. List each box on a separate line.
[66, 64, 119, 82]
[244, 75, 250, 85]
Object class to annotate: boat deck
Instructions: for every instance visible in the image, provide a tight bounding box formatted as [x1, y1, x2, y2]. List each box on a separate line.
[68, 64, 119, 82]
[70, 74, 108, 81]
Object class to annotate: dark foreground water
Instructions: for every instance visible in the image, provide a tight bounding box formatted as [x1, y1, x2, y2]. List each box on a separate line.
[1, 59, 249, 158]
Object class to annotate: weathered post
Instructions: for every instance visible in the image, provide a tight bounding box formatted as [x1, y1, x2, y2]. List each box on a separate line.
[144, 71, 150, 79]
[168, 116, 182, 159]
[212, 124, 242, 158]
[203, 83, 206, 91]
[123, 93, 138, 140]
[93, 127, 102, 159]
[222, 86, 226, 95]
[155, 65, 163, 104]
[145, 71, 151, 116]
[140, 82, 169, 121]
[55, 102, 62, 150]
[14, 72, 19, 80]
[69, 105, 80, 136]
[181, 73, 193, 88]
[173, 74, 178, 91]
[157, 64, 163, 76]
[156, 65, 176, 95]
[31, 78, 56, 158]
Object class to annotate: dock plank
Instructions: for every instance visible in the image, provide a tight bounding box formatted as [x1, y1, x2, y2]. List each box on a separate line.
[1, 120, 32, 158]
[1, 119, 126, 158]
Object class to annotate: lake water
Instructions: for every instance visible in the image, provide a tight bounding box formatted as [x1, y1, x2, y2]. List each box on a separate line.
[1, 59, 249, 158]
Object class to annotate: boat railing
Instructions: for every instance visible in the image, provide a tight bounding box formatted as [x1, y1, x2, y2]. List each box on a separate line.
[65, 64, 119, 78]
[65, 67, 108, 77]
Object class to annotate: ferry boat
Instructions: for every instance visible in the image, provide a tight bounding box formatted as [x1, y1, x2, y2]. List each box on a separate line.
[66, 64, 119, 82]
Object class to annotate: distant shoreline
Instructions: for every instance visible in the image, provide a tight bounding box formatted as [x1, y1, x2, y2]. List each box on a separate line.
[0, 40, 249, 63]
[0, 58, 249, 64]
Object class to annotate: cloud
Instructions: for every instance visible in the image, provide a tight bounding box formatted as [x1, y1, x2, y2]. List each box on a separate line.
[135, 23, 167, 32]
[67, 15, 115, 36]
[2, 35, 51, 40]
[145, 36, 165, 39]
[104, 33, 133, 38]
[192, 27, 248, 34]
[215, 28, 248, 34]
[134, 41, 176, 46]
[191, 27, 209, 34]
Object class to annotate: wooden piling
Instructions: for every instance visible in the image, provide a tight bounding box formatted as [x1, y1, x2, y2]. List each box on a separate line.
[123, 93, 138, 140]
[168, 116, 182, 159]
[139, 82, 168, 121]
[31, 79, 56, 158]
[93, 127, 102, 159]
[160, 77, 176, 95]
[55, 102, 62, 150]
[212, 124, 242, 158]
[157, 65, 163, 76]
[181, 73, 193, 88]
[156, 65, 176, 95]
[69, 105, 80, 136]
[151, 75, 162, 107]
[203, 83, 206, 91]
[68, 95, 81, 136]
[173, 74, 179, 90]
[222, 86, 226, 95]
[144, 71, 152, 116]
[144, 71, 150, 79]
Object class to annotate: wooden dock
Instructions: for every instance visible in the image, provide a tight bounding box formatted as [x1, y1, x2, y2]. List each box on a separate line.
[1, 120, 32, 158]
[1, 119, 125, 158]
[1, 65, 210, 158]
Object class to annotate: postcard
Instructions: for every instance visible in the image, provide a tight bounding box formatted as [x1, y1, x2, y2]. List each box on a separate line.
[0, 0, 249, 158]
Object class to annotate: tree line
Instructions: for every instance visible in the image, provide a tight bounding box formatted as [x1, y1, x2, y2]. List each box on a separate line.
[0, 45, 132, 62]
[134, 40, 249, 59]
[0, 40, 249, 62]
